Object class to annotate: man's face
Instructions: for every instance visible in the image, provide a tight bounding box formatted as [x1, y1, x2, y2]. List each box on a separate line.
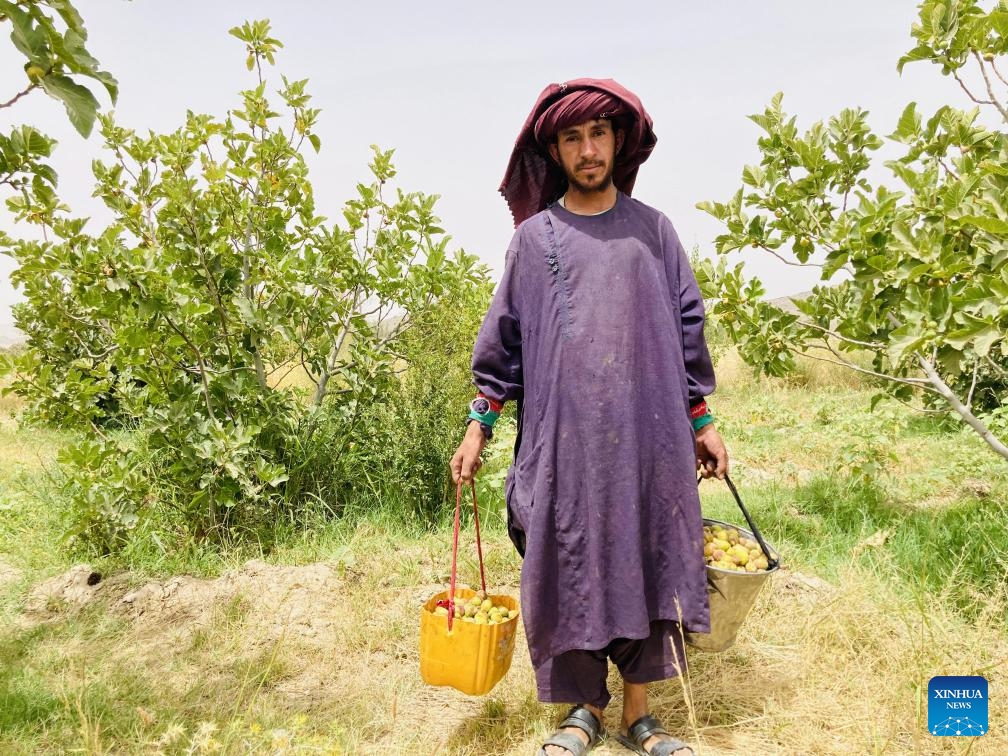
[548, 118, 625, 194]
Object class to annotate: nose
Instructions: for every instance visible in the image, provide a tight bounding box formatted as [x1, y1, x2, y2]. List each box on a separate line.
[580, 137, 598, 159]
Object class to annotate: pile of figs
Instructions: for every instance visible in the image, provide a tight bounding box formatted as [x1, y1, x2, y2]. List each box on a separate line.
[433, 590, 519, 625]
[703, 523, 771, 572]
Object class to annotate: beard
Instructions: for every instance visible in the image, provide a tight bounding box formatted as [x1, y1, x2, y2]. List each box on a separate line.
[563, 159, 615, 195]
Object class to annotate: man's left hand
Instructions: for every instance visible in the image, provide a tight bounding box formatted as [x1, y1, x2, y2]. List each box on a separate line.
[695, 424, 728, 479]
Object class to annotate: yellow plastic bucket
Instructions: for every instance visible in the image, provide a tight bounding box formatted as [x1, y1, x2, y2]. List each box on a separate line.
[419, 587, 519, 696]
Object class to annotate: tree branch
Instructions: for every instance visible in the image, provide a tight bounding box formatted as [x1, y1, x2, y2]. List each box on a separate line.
[804, 341, 934, 388]
[884, 390, 948, 416]
[759, 242, 826, 269]
[299, 348, 319, 389]
[972, 51, 1008, 124]
[266, 357, 309, 388]
[990, 58, 1008, 89]
[985, 355, 1008, 378]
[161, 313, 218, 422]
[801, 320, 886, 350]
[312, 294, 359, 406]
[188, 212, 236, 366]
[0, 83, 38, 109]
[937, 157, 960, 181]
[242, 208, 268, 392]
[952, 69, 996, 108]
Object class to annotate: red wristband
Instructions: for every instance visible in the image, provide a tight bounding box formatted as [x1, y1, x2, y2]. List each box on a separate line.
[689, 400, 708, 420]
[476, 392, 503, 414]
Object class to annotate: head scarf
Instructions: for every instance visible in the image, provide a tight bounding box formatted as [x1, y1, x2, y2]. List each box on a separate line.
[499, 78, 657, 227]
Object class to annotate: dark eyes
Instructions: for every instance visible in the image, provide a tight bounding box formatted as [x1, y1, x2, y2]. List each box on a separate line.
[563, 129, 607, 142]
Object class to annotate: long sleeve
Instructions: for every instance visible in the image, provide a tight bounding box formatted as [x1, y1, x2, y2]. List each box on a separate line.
[676, 240, 716, 407]
[472, 247, 524, 403]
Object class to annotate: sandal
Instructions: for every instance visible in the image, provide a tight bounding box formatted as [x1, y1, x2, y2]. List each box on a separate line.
[538, 705, 605, 756]
[615, 714, 695, 756]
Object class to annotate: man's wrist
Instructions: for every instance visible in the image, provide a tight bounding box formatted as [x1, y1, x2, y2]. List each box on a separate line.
[465, 417, 493, 441]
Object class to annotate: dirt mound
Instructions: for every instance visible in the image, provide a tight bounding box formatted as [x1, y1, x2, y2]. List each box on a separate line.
[23, 560, 353, 649]
[24, 563, 111, 615]
[119, 560, 344, 644]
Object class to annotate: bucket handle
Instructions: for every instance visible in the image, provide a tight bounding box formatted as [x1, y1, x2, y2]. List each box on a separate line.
[446, 480, 487, 631]
[699, 474, 779, 570]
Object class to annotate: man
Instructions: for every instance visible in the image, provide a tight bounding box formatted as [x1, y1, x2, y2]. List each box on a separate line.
[450, 78, 728, 756]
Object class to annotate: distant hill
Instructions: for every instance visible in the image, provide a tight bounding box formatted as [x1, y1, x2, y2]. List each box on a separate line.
[0, 319, 23, 348]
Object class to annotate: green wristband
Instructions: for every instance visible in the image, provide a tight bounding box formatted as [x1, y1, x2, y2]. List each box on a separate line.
[468, 409, 500, 426]
[692, 413, 714, 432]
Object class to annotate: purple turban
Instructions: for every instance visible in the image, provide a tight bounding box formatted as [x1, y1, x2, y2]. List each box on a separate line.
[499, 78, 657, 227]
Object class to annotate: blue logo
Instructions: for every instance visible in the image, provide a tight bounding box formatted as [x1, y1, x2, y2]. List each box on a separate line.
[929, 676, 987, 737]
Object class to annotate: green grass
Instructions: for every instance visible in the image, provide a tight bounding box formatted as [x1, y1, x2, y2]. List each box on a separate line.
[0, 625, 64, 737]
[2, 353, 1007, 753]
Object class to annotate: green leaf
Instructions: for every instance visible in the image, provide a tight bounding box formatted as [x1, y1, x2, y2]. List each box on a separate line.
[5, 3, 49, 63]
[40, 74, 100, 137]
[973, 326, 1001, 358]
[897, 45, 935, 73]
[695, 200, 719, 217]
[888, 325, 925, 364]
[91, 70, 119, 103]
[945, 316, 992, 351]
[891, 102, 921, 142]
[308, 133, 321, 153]
[956, 215, 1008, 234]
[869, 392, 889, 412]
[989, 10, 1008, 37]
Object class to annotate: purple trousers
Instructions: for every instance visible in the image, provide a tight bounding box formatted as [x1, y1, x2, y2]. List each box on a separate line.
[534, 620, 687, 709]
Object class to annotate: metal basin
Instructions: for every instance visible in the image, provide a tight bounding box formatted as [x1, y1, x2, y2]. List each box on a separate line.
[685, 517, 780, 652]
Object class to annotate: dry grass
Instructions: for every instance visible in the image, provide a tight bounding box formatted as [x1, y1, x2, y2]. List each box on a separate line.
[714, 347, 872, 392]
[646, 567, 1007, 755]
[3, 523, 1005, 754]
[266, 360, 319, 393]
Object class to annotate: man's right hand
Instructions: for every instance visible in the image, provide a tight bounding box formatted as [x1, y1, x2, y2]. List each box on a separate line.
[450, 422, 489, 484]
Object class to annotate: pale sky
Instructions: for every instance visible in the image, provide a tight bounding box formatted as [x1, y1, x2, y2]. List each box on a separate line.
[0, 1, 966, 345]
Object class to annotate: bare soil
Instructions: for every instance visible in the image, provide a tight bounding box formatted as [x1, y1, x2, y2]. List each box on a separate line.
[11, 556, 1005, 755]
[14, 560, 844, 755]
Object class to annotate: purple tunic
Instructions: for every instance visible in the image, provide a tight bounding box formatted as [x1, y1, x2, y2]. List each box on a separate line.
[472, 192, 715, 668]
